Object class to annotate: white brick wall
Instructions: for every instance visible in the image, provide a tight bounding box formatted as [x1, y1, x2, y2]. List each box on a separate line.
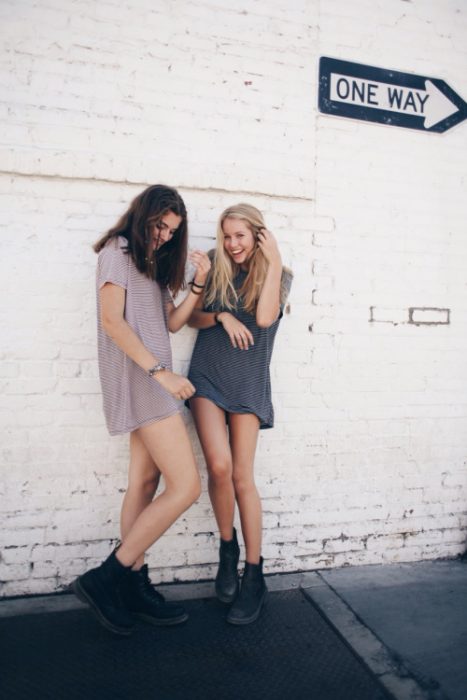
[1, 0, 467, 596]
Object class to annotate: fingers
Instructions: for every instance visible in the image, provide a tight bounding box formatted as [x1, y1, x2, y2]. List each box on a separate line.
[189, 251, 211, 285]
[238, 329, 254, 349]
[157, 372, 196, 401]
[181, 380, 195, 400]
[256, 229, 269, 251]
[189, 250, 211, 269]
[189, 248, 207, 258]
[257, 230, 275, 249]
[256, 229, 281, 265]
[175, 380, 196, 401]
[228, 328, 254, 350]
[221, 315, 254, 350]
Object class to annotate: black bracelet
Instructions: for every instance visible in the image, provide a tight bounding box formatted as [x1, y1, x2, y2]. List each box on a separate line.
[191, 287, 204, 295]
[190, 280, 205, 289]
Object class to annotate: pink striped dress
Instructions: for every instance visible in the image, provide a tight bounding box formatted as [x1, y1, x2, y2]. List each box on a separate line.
[96, 237, 181, 436]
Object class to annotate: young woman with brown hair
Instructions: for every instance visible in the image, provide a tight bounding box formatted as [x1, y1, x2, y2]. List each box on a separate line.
[187, 203, 292, 625]
[72, 184, 210, 635]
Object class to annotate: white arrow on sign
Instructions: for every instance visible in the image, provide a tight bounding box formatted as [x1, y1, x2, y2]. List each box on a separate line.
[330, 73, 459, 129]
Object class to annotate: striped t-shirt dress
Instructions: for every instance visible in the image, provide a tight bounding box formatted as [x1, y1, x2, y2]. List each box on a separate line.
[188, 267, 293, 429]
[96, 237, 181, 436]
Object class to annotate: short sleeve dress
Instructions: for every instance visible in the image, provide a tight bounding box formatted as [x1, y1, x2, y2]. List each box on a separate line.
[96, 237, 181, 436]
[187, 266, 293, 429]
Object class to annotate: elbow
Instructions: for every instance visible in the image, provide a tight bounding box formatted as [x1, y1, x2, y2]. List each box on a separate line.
[186, 311, 200, 329]
[256, 319, 273, 329]
[167, 308, 181, 333]
[256, 314, 279, 329]
[102, 314, 123, 338]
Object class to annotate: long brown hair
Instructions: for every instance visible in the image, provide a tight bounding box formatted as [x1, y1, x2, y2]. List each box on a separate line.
[93, 184, 188, 295]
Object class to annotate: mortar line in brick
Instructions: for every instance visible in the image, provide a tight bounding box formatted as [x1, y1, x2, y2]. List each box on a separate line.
[0, 170, 314, 202]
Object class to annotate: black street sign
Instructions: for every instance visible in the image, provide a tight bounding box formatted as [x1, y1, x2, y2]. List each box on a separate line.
[318, 57, 467, 133]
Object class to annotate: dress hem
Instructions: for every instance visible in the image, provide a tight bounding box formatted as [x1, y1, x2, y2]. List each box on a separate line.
[187, 392, 273, 430]
[107, 406, 182, 436]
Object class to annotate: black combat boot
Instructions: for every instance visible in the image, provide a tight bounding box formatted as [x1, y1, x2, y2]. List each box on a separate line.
[119, 564, 188, 626]
[72, 549, 136, 636]
[215, 528, 240, 603]
[226, 557, 267, 625]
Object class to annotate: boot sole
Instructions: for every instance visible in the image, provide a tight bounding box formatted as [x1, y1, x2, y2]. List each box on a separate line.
[71, 579, 135, 636]
[135, 611, 189, 626]
[226, 590, 267, 625]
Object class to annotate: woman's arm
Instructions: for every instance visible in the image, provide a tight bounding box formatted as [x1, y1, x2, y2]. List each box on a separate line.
[187, 291, 216, 329]
[255, 228, 283, 328]
[188, 294, 254, 350]
[100, 283, 195, 400]
[167, 250, 211, 333]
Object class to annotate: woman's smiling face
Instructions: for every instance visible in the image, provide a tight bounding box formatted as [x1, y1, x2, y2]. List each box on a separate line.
[222, 217, 256, 268]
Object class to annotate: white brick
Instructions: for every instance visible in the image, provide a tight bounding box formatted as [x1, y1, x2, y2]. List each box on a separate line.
[1, 0, 467, 595]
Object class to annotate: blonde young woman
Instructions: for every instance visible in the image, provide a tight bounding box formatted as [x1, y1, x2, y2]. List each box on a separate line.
[187, 204, 293, 624]
[72, 185, 211, 635]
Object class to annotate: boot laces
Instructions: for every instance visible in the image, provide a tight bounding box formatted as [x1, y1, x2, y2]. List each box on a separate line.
[138, 565, 165, 603]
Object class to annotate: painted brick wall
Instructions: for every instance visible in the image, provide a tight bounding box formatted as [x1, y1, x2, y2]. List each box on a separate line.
[1, 0, 467, 596]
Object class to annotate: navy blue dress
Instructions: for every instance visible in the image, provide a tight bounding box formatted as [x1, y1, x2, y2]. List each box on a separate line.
[188, 268, 292, 429]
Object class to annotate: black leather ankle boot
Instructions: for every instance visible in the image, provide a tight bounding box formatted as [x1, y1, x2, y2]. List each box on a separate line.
[72, 549, 136, 636]
[215, 528, 240, 603]
[226, 557, 267, 625]
[119, 564, 188, 626]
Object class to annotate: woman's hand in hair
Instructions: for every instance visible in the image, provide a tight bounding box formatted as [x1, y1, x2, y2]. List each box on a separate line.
[217, 312, 254, 350]
[189, 249, 211, 285]
[153, 371, 196, 401]
[256, 228, 282, 266]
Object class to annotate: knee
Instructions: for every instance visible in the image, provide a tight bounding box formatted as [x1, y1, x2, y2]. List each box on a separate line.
[189, 472, 202, 504]
[128, 473, 160, 500]
[179, 470, 202, 508]
[232, 473, 256, 499]
[208, 457, 233, 484]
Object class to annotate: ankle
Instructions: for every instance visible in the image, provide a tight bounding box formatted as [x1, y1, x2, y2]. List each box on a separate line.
[245, 556, 261, 566]
[114, 547, 136, 569]
[131, 555, 145, 571]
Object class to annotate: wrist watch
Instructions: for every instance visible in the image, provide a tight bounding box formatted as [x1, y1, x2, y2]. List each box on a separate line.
[148, 362, 166, 377]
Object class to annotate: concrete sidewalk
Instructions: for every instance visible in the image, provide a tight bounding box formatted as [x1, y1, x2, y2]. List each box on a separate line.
[303, 559, 467, 700]
[1, 559, 466, 700]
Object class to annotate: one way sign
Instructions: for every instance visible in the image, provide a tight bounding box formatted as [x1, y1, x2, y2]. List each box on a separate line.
[318, 57, 467, 133]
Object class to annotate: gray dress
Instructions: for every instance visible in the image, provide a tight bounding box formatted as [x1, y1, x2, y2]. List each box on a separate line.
[96, 237, 180, 436]
[188, 268, 293, 429]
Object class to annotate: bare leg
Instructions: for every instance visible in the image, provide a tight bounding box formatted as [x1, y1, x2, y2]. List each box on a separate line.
[120, 430, 161, 570]
[229, 413, 261, 564]
[190, 397, 235, 541]
[116, 413, 201, 567]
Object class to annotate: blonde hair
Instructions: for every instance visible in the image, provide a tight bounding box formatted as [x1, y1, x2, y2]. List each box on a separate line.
[205, 203, 287, 314]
